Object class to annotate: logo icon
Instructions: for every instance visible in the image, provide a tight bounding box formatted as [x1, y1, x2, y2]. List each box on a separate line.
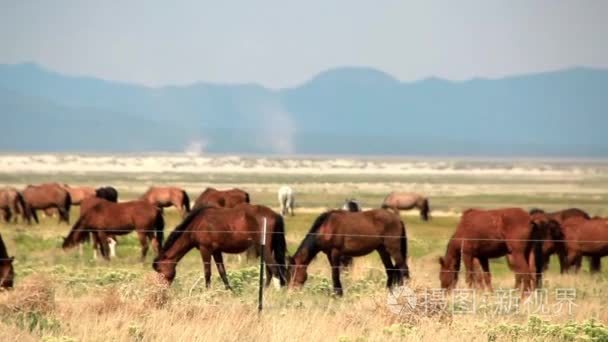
[386, 285, 417, 315]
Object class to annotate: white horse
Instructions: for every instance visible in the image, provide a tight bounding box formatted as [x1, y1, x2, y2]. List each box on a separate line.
[277, 186, 295, 216]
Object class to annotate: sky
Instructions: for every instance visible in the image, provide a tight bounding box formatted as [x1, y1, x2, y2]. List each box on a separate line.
[1, 1, 607, 89]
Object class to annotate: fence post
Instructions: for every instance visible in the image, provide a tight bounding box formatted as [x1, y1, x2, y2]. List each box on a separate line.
[258, 217, 267, 313]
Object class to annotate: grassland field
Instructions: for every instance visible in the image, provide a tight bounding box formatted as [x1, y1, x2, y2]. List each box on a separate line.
[1, 166, 608, 341]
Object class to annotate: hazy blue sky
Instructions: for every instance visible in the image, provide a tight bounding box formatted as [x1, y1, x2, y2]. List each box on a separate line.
[1, 1, 607, 88]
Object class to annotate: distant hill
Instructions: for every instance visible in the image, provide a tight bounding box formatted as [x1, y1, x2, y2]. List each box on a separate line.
[1, 63, 607, 156]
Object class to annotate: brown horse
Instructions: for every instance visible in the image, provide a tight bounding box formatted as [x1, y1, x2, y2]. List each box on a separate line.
[22, 183, 71, 224]
[153, 205, 287, 289]
[0, 233, 14, 289]
[78, 188, 122, 258]
[529, 208, 590, 272]
[288, 209, 409, 296]
[439, 208, 548, 293]
[141, 186, 191, 217]
[233, 203, 288, 286]
[0, 187, 30, 224]
[62, 200, 164, 260]
[62, 184, 96, 205]
[193, 187, 250, 209]
[381, 192, 430, 221]
[559, 217, 608, 274]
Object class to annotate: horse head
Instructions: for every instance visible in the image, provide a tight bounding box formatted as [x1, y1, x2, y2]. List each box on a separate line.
[0, 256, 14, 289]
[152, 255, 176, 284]
[287, 255, 308, 288]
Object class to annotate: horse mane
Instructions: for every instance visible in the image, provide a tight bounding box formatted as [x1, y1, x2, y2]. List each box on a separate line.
[529, 208, 545, 215]
[161, 206, 208, 253]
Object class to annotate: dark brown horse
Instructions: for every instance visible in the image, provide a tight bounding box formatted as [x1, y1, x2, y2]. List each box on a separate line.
[288, 209, 409, 296]
[0, 233, 14, 289]
[193, 187, 250, 209]
[559, 217, 608, 274]
[233, 203, 288, 286]
[381, 192, 430, 221]
[78, 188, 121, 258]
[62, 200, 164, 260]
[0, 187, 30, 224]
[22, 183, 71, 224]
[62, 184, 96, 205]
[439, 208, 548, 293]
[529, 208, 591, 272]
[141, 186, 190, 217]
[153, 205, 287, 289]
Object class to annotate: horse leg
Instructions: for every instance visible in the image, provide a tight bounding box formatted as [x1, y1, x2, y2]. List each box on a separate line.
[478, 257, 493, 292]
[200, 248, 212, 288]
[589, 256, 601, 274]
[377, 246, 396, 288]
[212, 251, 232, 291]
[386, 239, 408, 284]
[137, 232, 149, 262]
[58, 206, 69, 224]
[262, 244, 284, 287]
[97, 232, 111, 261]
[108, 237, 117, 258]
[327, 250, 343, 296]
[462, 253, 475, 288]
[31, 209, 39, 224]
[508, 252, 532, 292]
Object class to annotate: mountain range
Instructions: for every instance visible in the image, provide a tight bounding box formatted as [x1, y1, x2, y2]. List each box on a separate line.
[1, 63, 607, 157]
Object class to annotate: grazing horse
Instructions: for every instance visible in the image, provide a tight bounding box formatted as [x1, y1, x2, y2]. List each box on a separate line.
[559, 217, 608, 274]
[0, 187, 30, 224]
[342, 198, 361, 212]
[439, 208, 549, 293]
[193, 187, 250, 209]
[62, 184, 96, 205]
[382, 192, 431, 221]
[78, 188, 121, 259]
[22, 183, 72, 224]
[153, 205, 287, 290]
[141, 186, 191, 217]
[529, 208, 590, 272]
[233, 203, 288, 286]
[288, 209, 409, 296]
[277, 186, 295, 216]
[0, 233, 14, 289]
[62, 200, 164, 261]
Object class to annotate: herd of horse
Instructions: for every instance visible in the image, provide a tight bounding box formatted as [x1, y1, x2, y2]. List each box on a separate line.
[0, 183, 607, 299]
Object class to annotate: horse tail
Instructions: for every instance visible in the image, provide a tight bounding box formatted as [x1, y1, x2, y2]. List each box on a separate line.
[181, 190, 191, 213]
[62, 215, 88, 249]
[154, 209, 165, 249]
[62, 192, 72, 223]
[530, 223, 545, 289]
[271, 214, 287, 285]
[421, 198, 431, 221]
[400, 220, 410, 279]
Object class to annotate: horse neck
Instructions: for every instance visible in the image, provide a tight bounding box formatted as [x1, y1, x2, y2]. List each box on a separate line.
[444, 238, 462, 271]
[162, 235, 195, 263]
[294, 235, 320, 265]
